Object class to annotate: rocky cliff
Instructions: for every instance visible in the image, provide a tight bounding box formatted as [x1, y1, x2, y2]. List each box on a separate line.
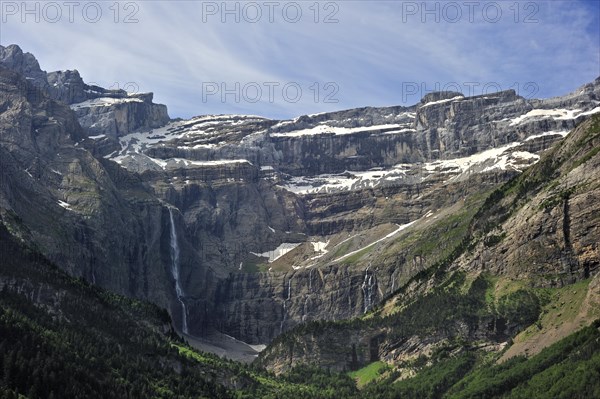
[0, 64, 210, 331]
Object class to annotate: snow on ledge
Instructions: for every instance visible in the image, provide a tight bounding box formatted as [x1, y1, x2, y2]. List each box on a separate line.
[509, 108, 594, 126]
[332, 220, 418, 262]
[270, 124, 404, 138]
[70, 96, 143, 110]
[250, 243, 301, 263]
[420, 95, 464, 108]
[57, 200, 72, 210]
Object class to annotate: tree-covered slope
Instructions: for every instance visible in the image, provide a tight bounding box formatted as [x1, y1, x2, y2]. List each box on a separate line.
[0, 220, 360, 399]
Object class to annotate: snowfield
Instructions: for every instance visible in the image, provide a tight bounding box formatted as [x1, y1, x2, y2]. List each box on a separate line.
[70, 96, 143, 110]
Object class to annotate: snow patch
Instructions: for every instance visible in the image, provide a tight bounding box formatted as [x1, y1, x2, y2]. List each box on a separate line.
[308, 240, 330, 261]
[524, 130, 569, 142]
[88, 134, 106, 140]
[510, 108, 585, 126]
[271, 124, 405, 138]
[70, 96, 143, 110]
[578, 106, 600, 117]
[420, 95, 464, 108]
[311, 241, 329, 252]
[251, 243, 301, 263]
[281, 143, 530, 194]
[57, 200, 72, 210]
[333, 220, 418, 262]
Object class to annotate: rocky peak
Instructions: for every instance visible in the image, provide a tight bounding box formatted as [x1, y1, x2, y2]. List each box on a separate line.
[0, 44, 48, 90]
[0, 44, 170, 137]
[46, 69, 126, 104]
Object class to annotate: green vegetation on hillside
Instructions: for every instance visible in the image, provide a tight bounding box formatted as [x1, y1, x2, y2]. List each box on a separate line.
[0, 221, 362, 399]
[0, 222, 234, 399]
[353, 321, 600, 399]
[361, 352, 477, 399]
[347, 361, 388, 387]
[447, 321, 600, 399]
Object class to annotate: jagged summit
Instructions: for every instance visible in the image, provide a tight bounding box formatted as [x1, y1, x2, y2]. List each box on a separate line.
[0, 44, 170, 137]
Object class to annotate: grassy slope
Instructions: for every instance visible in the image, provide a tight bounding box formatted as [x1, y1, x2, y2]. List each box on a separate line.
[347, 361, 388, 387]
[357, 321, 600, 399]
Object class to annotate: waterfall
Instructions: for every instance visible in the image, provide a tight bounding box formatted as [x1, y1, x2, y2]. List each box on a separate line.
[280, 276, 292, 334]
[280, 301, 287, 334]
[169, 208, 188, 334]
[361, 266, 375, 314]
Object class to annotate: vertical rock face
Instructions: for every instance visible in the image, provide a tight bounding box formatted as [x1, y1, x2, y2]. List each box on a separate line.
[0, 65, 191, 317]
[71, 93, 170, 137]
[213, 265, 384, 344]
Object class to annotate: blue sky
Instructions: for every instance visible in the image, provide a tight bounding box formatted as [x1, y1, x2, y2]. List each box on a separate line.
[1, 0, 599, 120]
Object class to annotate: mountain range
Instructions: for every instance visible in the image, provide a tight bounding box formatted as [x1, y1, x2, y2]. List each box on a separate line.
[0, 44, 599, 398]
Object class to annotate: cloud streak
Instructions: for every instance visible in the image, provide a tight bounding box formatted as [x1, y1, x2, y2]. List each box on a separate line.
[1, 0, 598, 119]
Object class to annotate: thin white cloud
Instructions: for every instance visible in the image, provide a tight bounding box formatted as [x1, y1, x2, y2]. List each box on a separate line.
[1, 0, 597, 119]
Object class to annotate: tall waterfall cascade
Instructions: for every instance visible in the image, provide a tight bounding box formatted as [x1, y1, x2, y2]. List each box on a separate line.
[361, 266, 376, 314]
[169, 208, 189, 334]
[280, 277, 293, 334]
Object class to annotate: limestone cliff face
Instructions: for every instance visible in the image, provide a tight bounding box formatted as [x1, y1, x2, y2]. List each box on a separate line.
[463, 115, 600, 285]
[261, 84, 598, 177]
[71, 92, 170, 137]
[214, 266, 379, 344]
[0, 66, 204, 328]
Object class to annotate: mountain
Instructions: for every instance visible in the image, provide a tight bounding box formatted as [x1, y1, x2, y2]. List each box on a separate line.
[0, 44, 599, 397]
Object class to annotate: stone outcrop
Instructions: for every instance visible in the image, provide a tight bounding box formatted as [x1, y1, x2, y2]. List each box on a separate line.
[71, 92, 170, 137]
